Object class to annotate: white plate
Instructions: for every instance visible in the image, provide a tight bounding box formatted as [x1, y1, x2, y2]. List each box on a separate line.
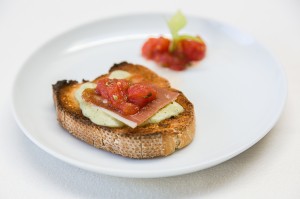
[12, 14, 287, 178]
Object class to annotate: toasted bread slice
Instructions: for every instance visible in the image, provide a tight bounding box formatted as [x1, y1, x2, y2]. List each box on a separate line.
[52, 62, 195, 159]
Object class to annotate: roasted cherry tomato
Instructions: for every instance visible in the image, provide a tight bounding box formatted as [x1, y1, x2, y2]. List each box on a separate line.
[176, 39, 206, 61]
[142, 37, 170, 59]
[127, 83, 157, 108]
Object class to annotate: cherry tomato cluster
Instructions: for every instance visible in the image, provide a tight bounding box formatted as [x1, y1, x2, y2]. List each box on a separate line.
[142, 36, 206, 71]
[95, 78, 157, 115]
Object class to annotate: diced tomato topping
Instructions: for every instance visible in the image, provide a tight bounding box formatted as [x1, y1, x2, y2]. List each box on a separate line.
[127, 83, 157, 108]
[96, 78, 129, 105]
[82, 88, 102, 105]
[92, 78, 157, 115]
[142, 36, 206, 71]
[117, 102, 140, 115]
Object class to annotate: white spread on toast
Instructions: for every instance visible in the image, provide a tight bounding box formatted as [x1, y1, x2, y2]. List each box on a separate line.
[145, 101, 184, 124]
[108, 70, 131, 79]
[75, 82, 125, 127]
[74, 70, 184, 128]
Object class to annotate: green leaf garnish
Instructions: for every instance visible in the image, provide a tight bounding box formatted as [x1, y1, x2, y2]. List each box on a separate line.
[167, 11, 202, 52]
[167, 11, 187, 40]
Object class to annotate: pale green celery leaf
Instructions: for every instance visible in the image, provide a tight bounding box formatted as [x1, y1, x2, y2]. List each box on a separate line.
[167, 10, 187, 38]
[167, 11, 187, 51]
[167, 11, 203, 52]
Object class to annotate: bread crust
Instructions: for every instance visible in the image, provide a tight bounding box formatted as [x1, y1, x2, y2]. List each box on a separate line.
[52, 62, 195, 158]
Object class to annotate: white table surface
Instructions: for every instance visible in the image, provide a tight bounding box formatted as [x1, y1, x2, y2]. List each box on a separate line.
[1, 0, 300, 198]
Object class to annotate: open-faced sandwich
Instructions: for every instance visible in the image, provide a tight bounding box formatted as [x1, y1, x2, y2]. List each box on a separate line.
[52, 62, 195, 159]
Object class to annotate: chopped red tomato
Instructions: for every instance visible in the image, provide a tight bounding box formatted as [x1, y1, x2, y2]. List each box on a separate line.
[96, 78, 129, 104]
[176, 39, 206, 61]
[142, 36, 206, 71]
[127, 83, 157, 108]
[117, 102, 140, 115]
[153, 52, 188, 71]
[92, 78, 157, 115]
[142, 37, 170, 59]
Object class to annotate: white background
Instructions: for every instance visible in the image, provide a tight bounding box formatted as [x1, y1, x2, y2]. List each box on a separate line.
[1, 0, 300, 198]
